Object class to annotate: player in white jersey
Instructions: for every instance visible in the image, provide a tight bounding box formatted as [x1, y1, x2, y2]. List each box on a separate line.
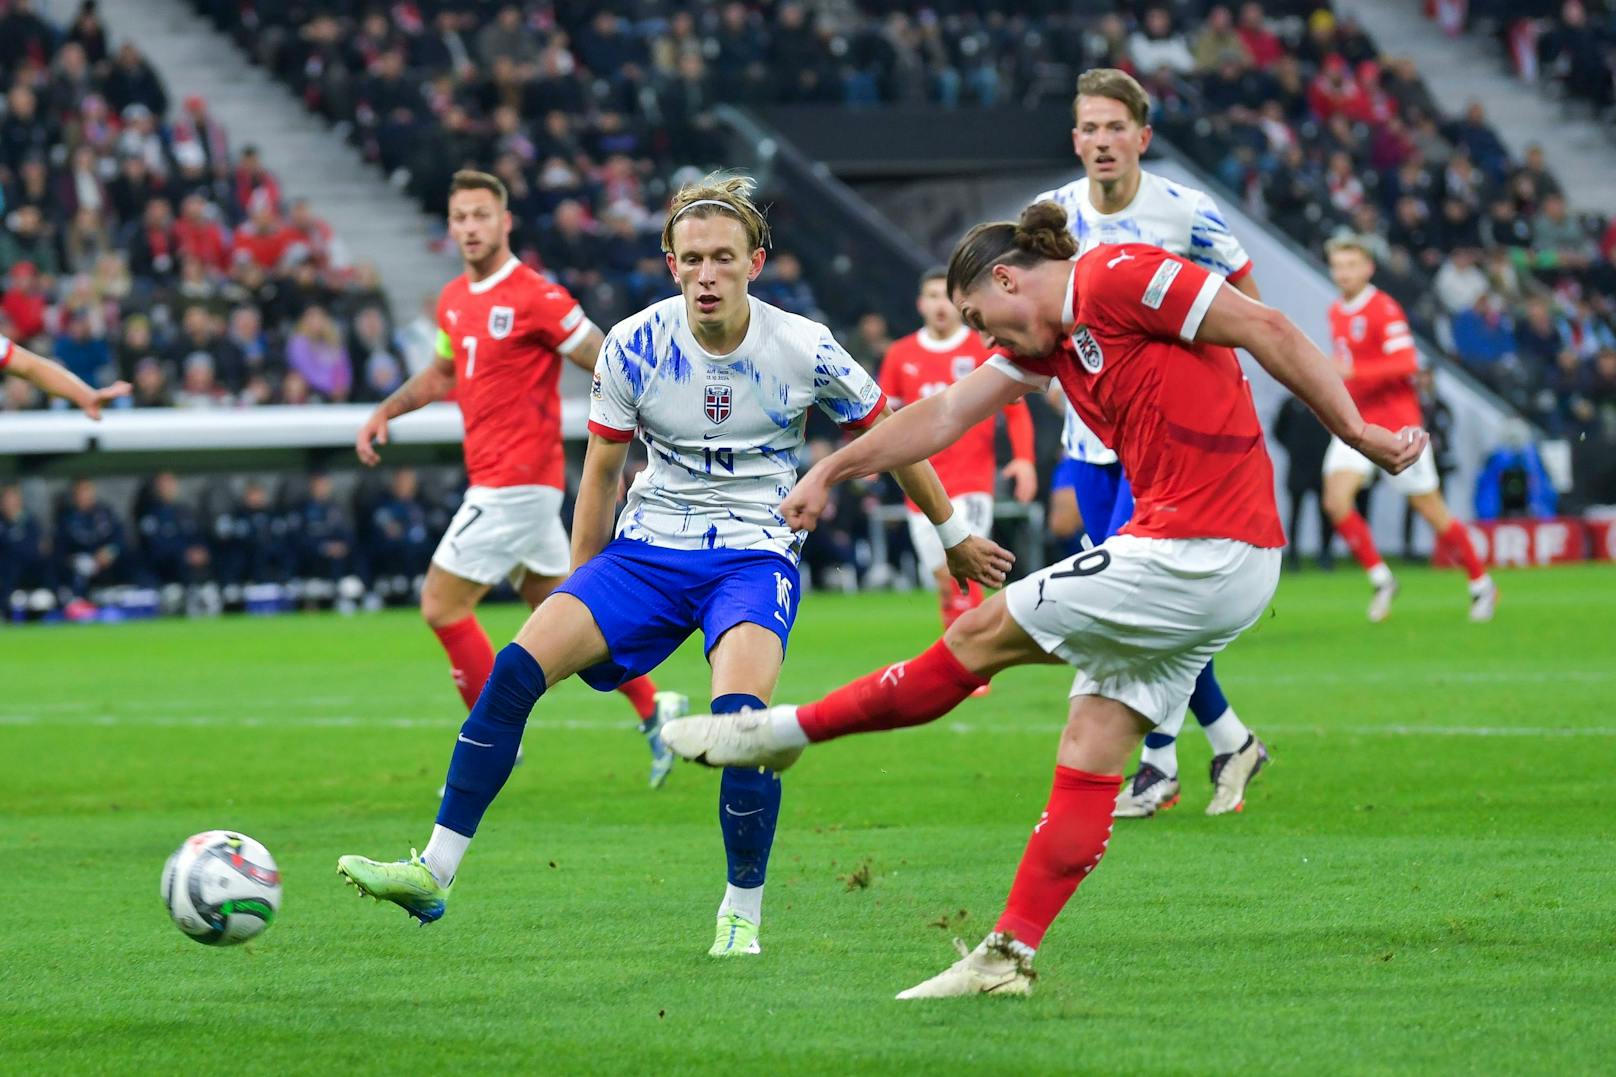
[337, 175, 1013, 955]
[1039, 69, 1269, 818]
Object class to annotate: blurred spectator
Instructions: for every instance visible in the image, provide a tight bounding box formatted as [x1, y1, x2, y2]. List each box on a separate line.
[351, 305, 405, 401]
[287, 306, 351, 402]
[1514, 297, 1571, 372]
[173, 352, 232, 408]
[846, 311, 892, 373]
[128, 355, 174, 408]
[2, 263, 50, 344]
[104, 42, 168, 116]
[292, 473, 359, 584]
[1448, 294, 1517, 384]
[53, 305, 112, 389]
[396, 293, 440, 376]
[1, 205, 62, 278]
[367, 468, 433, 581]
[1272, 395, 1334, 570]
[212, 481, 294, 585]
[1433, 248, 1491, 316]
[0, 483, 53, 600]
[1129, 7, 1197, 76]
[175, 194, 232, 273]
[127, 198, 179, 282]
[166, 306, 238, 390]
[1529, 193, 1592, 270]
[137, 471, 211, 585]
[234, 192, 296, 271]
[755, 253, 825, 322]
[56, 477, 128, 598]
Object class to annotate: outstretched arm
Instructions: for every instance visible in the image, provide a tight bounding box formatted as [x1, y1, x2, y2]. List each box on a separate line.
[4, 342, 129, 419]
[1194, 285, 1426, 474]
[356, 357, 455, 465]
[796, 364, 1031, 499]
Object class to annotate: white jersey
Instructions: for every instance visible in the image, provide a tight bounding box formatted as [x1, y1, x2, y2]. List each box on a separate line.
[588, 295, 884, 564]
[1036, 170, 1252, 464]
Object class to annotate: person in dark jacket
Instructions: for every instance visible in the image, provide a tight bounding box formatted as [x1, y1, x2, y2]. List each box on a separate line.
[0, 482, 52, 600]
[55, 477, 127, 597]
[213, 480, 296, 585]
[1273, 394, 1335, 570]
[137, 471, 211, 585]
[367, 468, 434, 581]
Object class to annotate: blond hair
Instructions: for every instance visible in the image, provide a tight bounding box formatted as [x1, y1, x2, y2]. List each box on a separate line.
[660, 172, 772, 254]
[448, 170, 508, 208]
[1074, 68, 1151, 127]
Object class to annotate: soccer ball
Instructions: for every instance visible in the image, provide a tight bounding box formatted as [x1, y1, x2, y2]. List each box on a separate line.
[161, 830, 282, 945]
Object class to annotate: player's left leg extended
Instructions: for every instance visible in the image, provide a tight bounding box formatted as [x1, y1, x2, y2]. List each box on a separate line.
[520, 571, 682, 786]
[1406, 490, 1497, 621]
[705, 623, 785, 957]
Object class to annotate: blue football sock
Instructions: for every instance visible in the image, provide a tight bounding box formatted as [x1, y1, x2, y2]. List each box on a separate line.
[1189, 660, 1231, 726]
[714, 694, 779, 891]
[437, 643, 547, 837]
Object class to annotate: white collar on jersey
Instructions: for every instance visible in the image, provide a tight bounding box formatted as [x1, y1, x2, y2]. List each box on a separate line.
[916, 324, 971, 353]
[1336, 283, 1379, 315]
[1062, 262, 1077, 330]
[467, 256, 521, 295]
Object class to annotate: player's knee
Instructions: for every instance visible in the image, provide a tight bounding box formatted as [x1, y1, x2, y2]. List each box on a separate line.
[941, 599, 1014, 675]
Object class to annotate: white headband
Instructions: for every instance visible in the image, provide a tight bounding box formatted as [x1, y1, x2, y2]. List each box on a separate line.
[670, 198, 740, 222]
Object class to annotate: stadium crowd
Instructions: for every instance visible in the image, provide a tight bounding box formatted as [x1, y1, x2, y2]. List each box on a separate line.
[0, 0, 408, 417]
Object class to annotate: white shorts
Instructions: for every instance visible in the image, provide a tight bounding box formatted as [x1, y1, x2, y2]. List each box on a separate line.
[431, 484, 570, 587]
[1323, 436, 1440, 496]
[1004, 534, 1281, 725]
[908, 492, 994, 577]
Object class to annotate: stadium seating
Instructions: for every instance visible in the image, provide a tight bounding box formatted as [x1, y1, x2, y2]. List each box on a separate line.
[0, 1, 402, 416]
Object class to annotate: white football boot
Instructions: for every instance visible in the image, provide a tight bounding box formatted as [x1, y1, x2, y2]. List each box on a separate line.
[1113, 763, 1181, 818]
[660, 706, 805, 772]
[895, 934, 1035, 1000]
[1468, 575, 1498, 623]
[1367, 578, 1399, 623]
[1205, 734, 1269, 816]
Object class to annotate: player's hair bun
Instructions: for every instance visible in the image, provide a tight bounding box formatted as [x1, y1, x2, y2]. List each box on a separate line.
[1014, 201, 1078, 260]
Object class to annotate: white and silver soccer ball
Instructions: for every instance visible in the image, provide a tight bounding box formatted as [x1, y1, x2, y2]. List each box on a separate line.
[161, 830, 282, 945]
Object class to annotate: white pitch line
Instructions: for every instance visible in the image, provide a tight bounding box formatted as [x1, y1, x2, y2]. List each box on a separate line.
[1, 712, 1612, 738]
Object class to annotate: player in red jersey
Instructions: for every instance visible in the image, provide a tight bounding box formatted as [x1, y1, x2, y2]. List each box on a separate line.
[662, 202, 1425, 997]
[0, 335, 129, 417]
[878, 267, 1038, 632]
[1321, 235, 1497, 623]
[356, 171, 683, 788]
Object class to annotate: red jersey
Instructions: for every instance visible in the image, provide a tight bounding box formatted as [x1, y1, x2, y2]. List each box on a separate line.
[1327, 285, 1421, 430]
[878, 327, 1034, 500]
[989, 244, 1283, 548]
[436, 256, 591, 489]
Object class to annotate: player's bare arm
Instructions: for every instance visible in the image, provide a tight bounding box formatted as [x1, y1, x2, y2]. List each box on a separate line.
[860, 404, 1016, 588]
[355, 357, 455, 466]
[784, 364, 1029, 529]
[569, 433, 631, 571]
[559, 325, 605, 373]
[5, 344, 130, 419]
[1194, 285, 1426, 474]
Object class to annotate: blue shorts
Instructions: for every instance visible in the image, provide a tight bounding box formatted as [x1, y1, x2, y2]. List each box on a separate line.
[555, 539, 800, 692]
[1066, 459, 1134, 542]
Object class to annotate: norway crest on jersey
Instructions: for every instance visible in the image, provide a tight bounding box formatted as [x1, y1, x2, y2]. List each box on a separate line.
[488, 306, 515, 340]
[1072, 325, 1104, 374]
[704, 383, 732, 424]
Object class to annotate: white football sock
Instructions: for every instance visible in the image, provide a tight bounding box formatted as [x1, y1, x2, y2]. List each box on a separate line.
[1368, 562, 1395, 588]
[1139, 739, 1178, 777]
[718, 883, 763, 924]
[1201, 706, 1251, 756]
[770, 705, 809, 748]
[421, 824, 470, 886]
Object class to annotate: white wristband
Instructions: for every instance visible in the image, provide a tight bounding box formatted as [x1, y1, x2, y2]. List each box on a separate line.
[935, 511, 970, 549]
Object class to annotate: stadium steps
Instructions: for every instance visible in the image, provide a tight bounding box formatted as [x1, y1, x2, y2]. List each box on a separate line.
[95, 0, 457, 317]
[1346, 2, 1616, 215]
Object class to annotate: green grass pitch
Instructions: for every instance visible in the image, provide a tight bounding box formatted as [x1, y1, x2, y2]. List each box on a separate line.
[3, 565, 1613, 1074]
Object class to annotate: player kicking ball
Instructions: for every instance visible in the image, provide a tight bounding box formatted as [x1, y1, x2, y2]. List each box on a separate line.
[662, 202, 1424, 996]
[1038, 68, 1269, 817]
[1321, 235, 1497, 622]
[338, 175, 1010, 957]
[354, 171, 683, 789]
[877, 266, 1038, 645]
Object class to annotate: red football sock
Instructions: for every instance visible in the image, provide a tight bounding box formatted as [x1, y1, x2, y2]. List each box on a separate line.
[1439, 520, 1487, 582]
[796, 638, 987, 742]
[432, 615, 494, 711]
[616, 675, 658, 722]
[994, 766, 1122, 951]
[1334, 511, 1385, 572]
